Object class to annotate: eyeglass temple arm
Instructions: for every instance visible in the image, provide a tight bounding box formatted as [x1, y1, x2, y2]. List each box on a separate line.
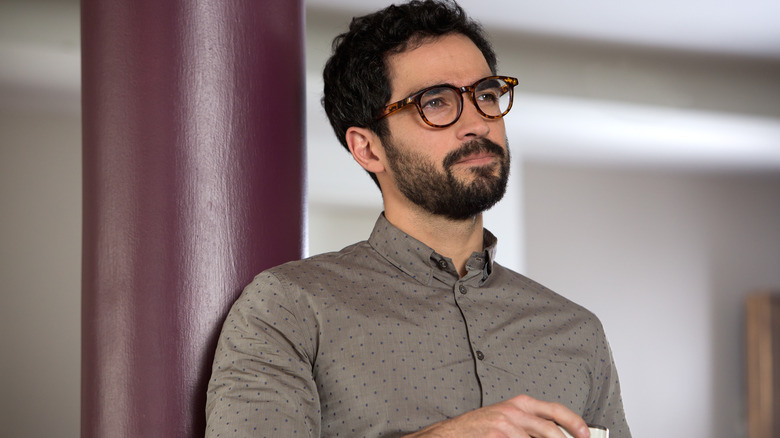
[376, 97, 414, 120]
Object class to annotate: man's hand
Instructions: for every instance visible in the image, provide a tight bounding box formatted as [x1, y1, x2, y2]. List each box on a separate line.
[404, 394, 590, 438]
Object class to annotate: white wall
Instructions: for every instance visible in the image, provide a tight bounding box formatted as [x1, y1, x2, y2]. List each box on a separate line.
[0, 108, 82, 438]
[524, 162, 780, 438]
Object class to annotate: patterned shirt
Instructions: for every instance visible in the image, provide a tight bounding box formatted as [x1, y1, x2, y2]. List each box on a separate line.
[206, 214, 631, 437]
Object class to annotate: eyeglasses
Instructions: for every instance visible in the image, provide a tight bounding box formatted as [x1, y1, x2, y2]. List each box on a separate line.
[375, 75, 518, 128]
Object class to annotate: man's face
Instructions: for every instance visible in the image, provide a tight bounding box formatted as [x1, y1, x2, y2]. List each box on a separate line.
[380, 33, 510, 220]
[382, 132, 510, 221]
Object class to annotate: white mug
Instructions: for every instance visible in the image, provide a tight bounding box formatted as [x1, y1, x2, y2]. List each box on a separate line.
[559, 425, 608, 438]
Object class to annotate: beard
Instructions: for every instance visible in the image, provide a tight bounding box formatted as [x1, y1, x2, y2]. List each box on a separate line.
[382, 136, 510, 221]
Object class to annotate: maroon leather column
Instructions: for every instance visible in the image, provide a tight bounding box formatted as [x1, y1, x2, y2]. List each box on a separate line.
[81, 1, 304, 436]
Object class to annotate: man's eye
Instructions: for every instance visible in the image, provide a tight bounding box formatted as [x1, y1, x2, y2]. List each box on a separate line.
[423, 98, 445, 109]
[420, 88, 456, 111]
[477, 91, 500, 102]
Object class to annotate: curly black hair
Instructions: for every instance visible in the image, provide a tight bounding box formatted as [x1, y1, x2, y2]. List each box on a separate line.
[321, 0, 497, 188]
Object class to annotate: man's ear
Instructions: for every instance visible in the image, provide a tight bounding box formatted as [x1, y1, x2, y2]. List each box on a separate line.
[345, 127, 386, 175]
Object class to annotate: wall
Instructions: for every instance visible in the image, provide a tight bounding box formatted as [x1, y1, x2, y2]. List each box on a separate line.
[0, 108, 82, 437]
[524, 162, 780, 438]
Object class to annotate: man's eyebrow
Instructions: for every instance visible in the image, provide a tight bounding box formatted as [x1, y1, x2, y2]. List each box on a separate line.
[479, 78, 500, 87]
[421, 87, 449, 98]
[401, 81, 452, 98]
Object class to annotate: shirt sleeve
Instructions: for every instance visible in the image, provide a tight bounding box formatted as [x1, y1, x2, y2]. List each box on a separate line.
[582, 322, 632, 438]
[206, 272, 320, 438]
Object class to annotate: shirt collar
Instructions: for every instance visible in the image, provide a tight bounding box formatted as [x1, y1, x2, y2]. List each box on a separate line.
[368, 213, 497, 286]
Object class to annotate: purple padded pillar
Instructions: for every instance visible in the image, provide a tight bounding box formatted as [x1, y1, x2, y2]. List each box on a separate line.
[81, 1, 305, 436]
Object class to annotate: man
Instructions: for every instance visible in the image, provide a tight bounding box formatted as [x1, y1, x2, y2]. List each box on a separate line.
[206, 1, 631, 437]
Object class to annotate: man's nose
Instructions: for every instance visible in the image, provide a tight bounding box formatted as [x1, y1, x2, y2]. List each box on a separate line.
[454, 95, 491, 139]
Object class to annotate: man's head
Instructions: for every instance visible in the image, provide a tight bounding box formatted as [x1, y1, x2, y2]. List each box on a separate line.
[322, 0, 498, 189]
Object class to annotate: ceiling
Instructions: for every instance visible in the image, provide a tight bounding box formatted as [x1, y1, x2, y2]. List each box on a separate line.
[2, 0, 780, 181]
[307, 0, 780, 60]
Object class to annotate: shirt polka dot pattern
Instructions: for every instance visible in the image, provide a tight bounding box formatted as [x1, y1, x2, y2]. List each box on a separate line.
[206, 214, 631, 437]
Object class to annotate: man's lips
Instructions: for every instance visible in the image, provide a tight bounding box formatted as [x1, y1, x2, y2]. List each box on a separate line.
[442, 138, 506, 170]
[453, 152, 498, 166]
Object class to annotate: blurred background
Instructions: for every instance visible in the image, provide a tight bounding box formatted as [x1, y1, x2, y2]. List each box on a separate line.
[2, 0, 779, 436]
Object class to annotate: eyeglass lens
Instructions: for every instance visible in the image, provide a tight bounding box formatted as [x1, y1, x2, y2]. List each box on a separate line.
[420, 77, 512, 126]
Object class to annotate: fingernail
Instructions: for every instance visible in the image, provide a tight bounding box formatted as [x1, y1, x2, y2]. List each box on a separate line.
[580, 426, 591, 437]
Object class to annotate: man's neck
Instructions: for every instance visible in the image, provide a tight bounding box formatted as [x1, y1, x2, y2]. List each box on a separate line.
[384, 204, 484, 278]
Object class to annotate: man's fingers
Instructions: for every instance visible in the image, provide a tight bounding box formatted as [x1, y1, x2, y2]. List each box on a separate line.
[508, 395, 590, 438]
[406, 395, 590, 438]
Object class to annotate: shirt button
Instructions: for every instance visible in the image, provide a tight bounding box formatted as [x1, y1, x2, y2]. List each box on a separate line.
[476, 351, 485, 360]
[458, 285, 467, 294]
[438, 260, 448, 270]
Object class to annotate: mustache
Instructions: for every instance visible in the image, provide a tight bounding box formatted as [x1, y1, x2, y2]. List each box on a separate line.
[442, 138, 506, 169]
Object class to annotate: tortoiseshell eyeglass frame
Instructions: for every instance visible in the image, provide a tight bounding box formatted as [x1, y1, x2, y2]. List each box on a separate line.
[374, 75, 518, 128]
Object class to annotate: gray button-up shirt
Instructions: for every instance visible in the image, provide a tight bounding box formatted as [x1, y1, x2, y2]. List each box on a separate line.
[206, 214, 631, 437]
